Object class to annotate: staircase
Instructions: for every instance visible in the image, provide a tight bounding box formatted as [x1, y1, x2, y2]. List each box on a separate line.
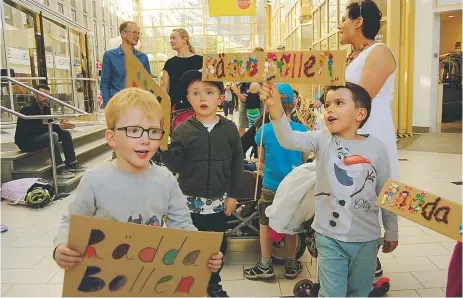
[0, 124, 112, 193]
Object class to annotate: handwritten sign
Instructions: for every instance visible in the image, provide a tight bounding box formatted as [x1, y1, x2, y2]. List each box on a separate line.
[63, 216, 222, 297]
[294, 96, 317, 130]
[124, 48, 171, 150]
[202, 50, 346, 85]
[376, 179, 462, 241]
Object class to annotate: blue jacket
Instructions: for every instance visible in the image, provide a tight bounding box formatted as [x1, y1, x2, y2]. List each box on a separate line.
[100, 46, 151, 104]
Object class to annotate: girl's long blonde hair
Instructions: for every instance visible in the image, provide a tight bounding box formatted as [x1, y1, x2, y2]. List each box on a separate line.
[171, 28, 195, 54]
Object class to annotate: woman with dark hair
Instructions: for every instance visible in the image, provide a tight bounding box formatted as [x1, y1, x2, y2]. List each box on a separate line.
[338, 0, 399, 283]
[340, 0, 399, 180]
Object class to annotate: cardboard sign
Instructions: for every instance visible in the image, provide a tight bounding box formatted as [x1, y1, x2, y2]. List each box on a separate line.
[377, 179, 462, 241]
[125, 48, 171, 150]
[202, 50, 346, 85]
[63, 216, 222, 297]
[294, 96, 317, 130]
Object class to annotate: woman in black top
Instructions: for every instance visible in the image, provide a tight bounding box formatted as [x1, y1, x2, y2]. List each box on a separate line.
[162, 28, 203, 110]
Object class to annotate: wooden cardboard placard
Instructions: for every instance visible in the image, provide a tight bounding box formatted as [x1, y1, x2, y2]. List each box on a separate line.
[63, 215, 222, 297]
[125, 48, 171, 150]
[202, 50, 347, 85]
[376, 179, 462, 241]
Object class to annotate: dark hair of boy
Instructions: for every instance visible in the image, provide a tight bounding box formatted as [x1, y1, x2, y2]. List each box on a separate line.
[326, 82, 372, 128]
[345, 0, 382, 40]
[282, 102, 294, 115]
[34, 84, 50, 91]
[293, 90, 299, 98]
[180, 70, 224, 97]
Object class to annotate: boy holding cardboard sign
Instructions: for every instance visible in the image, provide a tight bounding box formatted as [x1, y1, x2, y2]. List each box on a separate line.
[160, 70, 244, 298]
[53, 88, 223, 276]
[260, 82, 399, 297]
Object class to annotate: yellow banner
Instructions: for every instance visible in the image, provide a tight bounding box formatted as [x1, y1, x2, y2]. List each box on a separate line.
[208, 0, 256, 16]
[376, 179, 462, 241]
[202, 50, 346, 85]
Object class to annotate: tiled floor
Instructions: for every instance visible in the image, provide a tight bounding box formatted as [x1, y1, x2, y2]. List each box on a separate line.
[1, 148, 461, 297]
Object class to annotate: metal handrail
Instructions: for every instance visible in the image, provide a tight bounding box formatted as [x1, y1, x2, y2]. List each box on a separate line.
[0, 107, 86, 120]
[1, 77, 89, 200]
[1, 76, 87, 115]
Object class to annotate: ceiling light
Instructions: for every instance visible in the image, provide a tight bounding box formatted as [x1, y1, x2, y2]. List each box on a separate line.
[448, 15, 455, 18]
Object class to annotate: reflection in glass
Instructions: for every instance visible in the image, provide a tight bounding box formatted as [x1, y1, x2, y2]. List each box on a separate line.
[313, 10, 319, 40]
[321, 3, 327, 37]
[321, 38, 328, 50]
[339, 0, 349, 24]
[328, 0, 337, 33]
[329, 34, 338, 50]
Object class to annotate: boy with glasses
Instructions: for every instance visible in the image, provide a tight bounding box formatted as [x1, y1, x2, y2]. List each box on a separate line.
[53, 88, 224, 276]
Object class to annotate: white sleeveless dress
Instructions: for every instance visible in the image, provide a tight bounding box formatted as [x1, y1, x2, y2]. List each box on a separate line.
[345, 43, 399, 179]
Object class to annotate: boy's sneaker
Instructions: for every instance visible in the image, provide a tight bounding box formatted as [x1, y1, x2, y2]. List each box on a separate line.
[57, 167, 75, 179]
[66, 162, 85, 172]
[244, 262, 275, 280]
[285, 261, 303, 279]
[375, 257, 383, 277]
[207, 284, 229, 297]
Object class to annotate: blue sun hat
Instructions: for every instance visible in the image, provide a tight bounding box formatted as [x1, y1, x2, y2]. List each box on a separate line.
[275, 83, 294, 103]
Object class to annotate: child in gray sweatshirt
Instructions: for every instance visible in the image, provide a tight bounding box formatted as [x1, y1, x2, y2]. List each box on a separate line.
[53, 88, 223, 273]
[260, 82, 398, 297]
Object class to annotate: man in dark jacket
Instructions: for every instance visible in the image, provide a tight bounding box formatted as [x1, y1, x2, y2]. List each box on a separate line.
[14, 84, 84, 179]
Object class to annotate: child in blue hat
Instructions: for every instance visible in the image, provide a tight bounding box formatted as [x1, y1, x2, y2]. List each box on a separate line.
[244, 83, 310, 280]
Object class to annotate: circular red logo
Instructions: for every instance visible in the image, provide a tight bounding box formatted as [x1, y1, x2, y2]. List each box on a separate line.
[237, 0, 251, 10]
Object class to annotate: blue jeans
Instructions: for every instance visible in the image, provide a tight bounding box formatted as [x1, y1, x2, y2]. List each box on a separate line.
[315, 232, 378, 297]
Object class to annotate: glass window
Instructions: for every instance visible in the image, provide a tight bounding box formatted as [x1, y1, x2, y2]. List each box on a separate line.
[328, 0, 337, 33]
[329, 33, 337, 49]
[71, 9, 77, 21]
[102, 7, 105, 22]
[94, 22, 98, 46]
[83, 16, 88, 28]
[375, 20, 387, 43]
[92, 0, 96, 17]
[71, 0, 76, 7]
[313, 10, 319, 40]
[82, 0, 87, 12]
[321, 38, 328, 50]
[321, 3, 327, 37]
[376, 0, 387, 17]
[301, 23, 312, 50]
[57, 3, 64, 14]
[313, 42, 320, 50]
[339, 0, 349, 23]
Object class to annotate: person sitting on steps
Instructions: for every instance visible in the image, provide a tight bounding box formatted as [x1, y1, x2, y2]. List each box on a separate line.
[14, 84, 85, 179]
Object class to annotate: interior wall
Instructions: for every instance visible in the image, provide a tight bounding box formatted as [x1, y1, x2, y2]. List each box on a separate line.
[412, 0, 437, 130]
[440, 11, 462, 54]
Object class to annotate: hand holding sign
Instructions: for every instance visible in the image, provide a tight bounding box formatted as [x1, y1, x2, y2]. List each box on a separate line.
[63, 216, 222, 297]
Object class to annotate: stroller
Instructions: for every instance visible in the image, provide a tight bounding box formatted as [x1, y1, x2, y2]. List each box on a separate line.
[226, 170, 308, 263]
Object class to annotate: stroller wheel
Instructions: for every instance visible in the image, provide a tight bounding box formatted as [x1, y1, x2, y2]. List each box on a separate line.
[293, 279, 315, 297]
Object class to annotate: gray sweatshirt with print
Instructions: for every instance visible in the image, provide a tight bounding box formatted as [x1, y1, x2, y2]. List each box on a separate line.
[271, 116, 398, 242]
[54, 162, 196, 247]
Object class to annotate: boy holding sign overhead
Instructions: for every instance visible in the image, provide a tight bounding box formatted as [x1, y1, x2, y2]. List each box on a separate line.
[53, 88, 223, 276]
[160, 70, 244, 298]
[260, 82, 399, 297]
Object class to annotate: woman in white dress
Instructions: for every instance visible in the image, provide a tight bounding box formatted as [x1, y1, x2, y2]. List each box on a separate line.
[337, 0, 399, 278]
[338, 0, 399, 181]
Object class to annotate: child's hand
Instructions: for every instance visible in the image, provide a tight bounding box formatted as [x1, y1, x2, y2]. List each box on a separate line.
[224, 197, 237, 216]
[259, 83, 284, 120]
[54, 243, 83, 270]
[208, 251, 223, 272]
[382, 240, 398, 253]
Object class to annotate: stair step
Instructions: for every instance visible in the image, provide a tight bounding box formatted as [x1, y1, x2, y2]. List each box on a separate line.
[57, 150, 113, 193]
[1, 125, 106, 163]
[12, 138, 110, 175]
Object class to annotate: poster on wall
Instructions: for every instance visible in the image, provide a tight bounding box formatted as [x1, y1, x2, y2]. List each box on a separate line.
[208, 0, 256, 16]
[376, 179, 462, 241]
[202, 50, 347, 85]
[62, 216, 222, 297]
